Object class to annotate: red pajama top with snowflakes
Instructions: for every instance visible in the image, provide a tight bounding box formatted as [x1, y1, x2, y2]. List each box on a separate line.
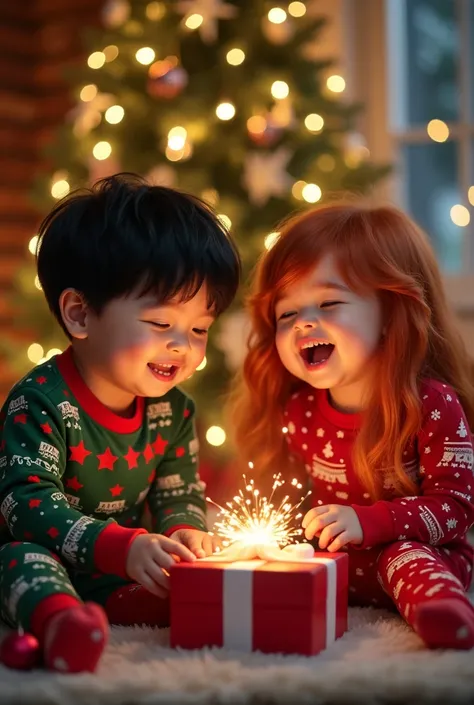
[285, 379, 474, 554]
[0, 347, 207, 577]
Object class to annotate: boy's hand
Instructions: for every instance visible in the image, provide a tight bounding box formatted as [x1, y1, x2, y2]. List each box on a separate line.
[126, 533, 196, 598]
[302, 505, 363, 552]
[169, 528, 223, 558]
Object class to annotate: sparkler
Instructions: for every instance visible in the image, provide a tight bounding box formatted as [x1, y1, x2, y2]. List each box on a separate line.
[206, 473, 311, 548]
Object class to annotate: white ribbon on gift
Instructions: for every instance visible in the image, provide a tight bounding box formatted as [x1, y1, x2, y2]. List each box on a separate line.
[198, 542, 337, 652]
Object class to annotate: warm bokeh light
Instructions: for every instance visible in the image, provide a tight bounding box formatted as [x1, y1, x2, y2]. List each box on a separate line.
[167, 126, 187, 150]
[165, 143, 192, 161]
[216, 102, 236, 120]
[288, 1, 306, 17]
[206, 426, 226, 446]
[317, 154, 336, 171]
[105, 105, 125, 124]
[28, 235, 39, 255]
[34, 276, 42, 291]
[326, 74, 346, 93]
[92, 141, 112, 160]
[427, 119, 449, 143]
[27, 343, 44, 364]
[264, 231, 280, 250]
[268, 7, 287, 23]
[103, 45, 119, 62]
[196, 357, 207, 371]
[45, 348, 62, 360]
[247, 115, 267, 135]
[218, 214, 232, 229]
[135, 47, 156, 65]
[185, 13, 203, 29]
[468, 186, 474, 206]
[302, 183, 322, 203]
[80, 84, 98, 102]
[87, 52, 106, 69]
[450, 204, 470, 227]
[291, 180, 306, 200]
[271, 80, 289, 99]
[226, 48, 245, 65]
[146, 1, 166, 20]
[304, 113, 324, 132]
[51, 180, 70, 199]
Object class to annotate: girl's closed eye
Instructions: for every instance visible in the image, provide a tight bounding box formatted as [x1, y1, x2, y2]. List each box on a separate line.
[148, 321, 169, 329]
[278, 311, 297, 321]
[193, 328, 209, 336]
[320, 300, 344, 309]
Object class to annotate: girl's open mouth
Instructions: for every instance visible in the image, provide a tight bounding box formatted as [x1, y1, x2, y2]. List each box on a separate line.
[299, 342, 335, 369]
[148, 363, 179, 382]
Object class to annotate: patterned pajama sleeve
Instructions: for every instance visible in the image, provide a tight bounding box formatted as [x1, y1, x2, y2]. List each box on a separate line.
[147, 397, 208, 535]
[0, 389, 118, 572]
[352, 389, 474, 549]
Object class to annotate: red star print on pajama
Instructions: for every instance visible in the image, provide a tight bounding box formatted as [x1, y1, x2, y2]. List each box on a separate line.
[97, 447, 118, 471]
[69, 441, 92, 465]
[124, 446, 140, 469]
[152, 434, 168, 455]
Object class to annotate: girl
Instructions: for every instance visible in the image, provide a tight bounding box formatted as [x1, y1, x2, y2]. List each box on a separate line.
[232, 203, 474, 650]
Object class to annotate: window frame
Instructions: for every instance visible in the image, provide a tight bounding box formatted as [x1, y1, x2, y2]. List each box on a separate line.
[347, 0, 474, 311]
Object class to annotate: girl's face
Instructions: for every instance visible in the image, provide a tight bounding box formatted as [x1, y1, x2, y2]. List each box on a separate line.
[274, 253, 383, 412]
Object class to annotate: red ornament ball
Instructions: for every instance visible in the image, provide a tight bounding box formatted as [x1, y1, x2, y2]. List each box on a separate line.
[0, 631, 41, 670]
[147, 58, 188, 100]
[247, 115, 284, 147]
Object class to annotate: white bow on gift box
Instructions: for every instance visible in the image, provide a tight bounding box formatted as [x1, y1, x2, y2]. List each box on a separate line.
[199, 540, 316, 562]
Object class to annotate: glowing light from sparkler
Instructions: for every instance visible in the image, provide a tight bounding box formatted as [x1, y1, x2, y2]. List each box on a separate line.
[206, 473, 311, 548]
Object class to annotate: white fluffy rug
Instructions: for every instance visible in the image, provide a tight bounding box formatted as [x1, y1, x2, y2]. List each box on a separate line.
[0, 603, 473, 705]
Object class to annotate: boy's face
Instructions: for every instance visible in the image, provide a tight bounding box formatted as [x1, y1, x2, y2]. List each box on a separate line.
[78, 285, 214, 408]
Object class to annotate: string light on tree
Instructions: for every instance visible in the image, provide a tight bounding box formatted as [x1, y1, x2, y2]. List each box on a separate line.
[176, 0, 237, 44]
[105, 105, 125, 124]
[196, 357, 207, 371]
[87, 52, 106, 70]
[218, 214, 232, 229]
[80, 84, 98, 102]
[93, 141, 112, 160]
[28, 236, 39, 255]
[302, 183, 322, 203]
[51, 179, 70, 199]
[268, 7, 287, 23]
[450, 204, 470, 227]
[304, 113, 324, 132]
[468, 187, 474, 206]
[216, 101, 235, 120]
[206, 425, 226, 446]
[271, 80, 289, 99]
[326, 74, 345, 93]
[135, 47, 156, 65]
[168, 126, 187, 150]
[27, 343, 44, 364]
[288, 1, 306, 17]
[427, 119, 449, 143]
[291, 180, 306, 200]
[103, 45, 119, 62]
[146, 1, 166, 20]
[207, 474, 311, 548]
[226, 48, 245, 65]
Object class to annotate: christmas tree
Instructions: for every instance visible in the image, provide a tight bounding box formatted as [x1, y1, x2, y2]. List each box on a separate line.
[3, 0, 389, 466]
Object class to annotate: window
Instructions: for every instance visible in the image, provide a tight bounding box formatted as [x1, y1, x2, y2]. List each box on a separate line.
[385, 0, 474, 274]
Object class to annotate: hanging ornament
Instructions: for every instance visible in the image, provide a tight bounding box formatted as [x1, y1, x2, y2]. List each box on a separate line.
[175, 0, 237, 44]
[147, 58, 188, 99]
[0, 630, 40, 670]
[247, 114, 284, 148]
[243, 147, 292, 206]
[102, 0, 130, 28]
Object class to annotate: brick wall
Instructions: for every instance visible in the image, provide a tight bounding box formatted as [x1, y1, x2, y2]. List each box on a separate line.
[0, 0, 102, 401]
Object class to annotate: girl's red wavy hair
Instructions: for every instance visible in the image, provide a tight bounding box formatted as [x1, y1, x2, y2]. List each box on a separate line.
[230, 203, 474, 499]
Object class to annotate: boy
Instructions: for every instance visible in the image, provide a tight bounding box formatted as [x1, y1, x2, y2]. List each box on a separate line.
[0, 173, 241, 672]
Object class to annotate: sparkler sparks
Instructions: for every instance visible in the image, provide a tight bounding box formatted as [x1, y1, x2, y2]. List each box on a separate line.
[206, 474, 311, 548]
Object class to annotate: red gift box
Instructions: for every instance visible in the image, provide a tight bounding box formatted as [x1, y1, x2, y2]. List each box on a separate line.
[170, 552, 348, 655]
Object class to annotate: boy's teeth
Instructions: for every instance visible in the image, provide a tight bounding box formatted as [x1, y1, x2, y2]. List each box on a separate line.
[301, 341, 330, 349]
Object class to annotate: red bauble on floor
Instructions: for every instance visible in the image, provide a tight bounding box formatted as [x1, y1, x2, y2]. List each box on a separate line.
[0, 631, 41, 670]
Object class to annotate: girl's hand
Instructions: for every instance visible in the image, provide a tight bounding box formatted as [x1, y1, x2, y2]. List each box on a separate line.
[302, 504, 363, 552]
[126, 533, 196, 598]
[168, 528, 223, 558]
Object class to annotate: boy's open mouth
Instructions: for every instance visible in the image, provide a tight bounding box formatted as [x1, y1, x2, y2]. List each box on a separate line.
[148, 362, 179, 382]
[299, 341, 335, 368]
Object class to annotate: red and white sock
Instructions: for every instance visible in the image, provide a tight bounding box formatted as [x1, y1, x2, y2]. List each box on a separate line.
[414, 597, 474, 650]
[31, 595, 109, 673]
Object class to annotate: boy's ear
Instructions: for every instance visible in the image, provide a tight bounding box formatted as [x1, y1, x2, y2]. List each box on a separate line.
[59, 288, 89, 339]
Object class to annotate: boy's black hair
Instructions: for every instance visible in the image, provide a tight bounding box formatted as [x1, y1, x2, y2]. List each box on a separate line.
[36, 173, 241, 337]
